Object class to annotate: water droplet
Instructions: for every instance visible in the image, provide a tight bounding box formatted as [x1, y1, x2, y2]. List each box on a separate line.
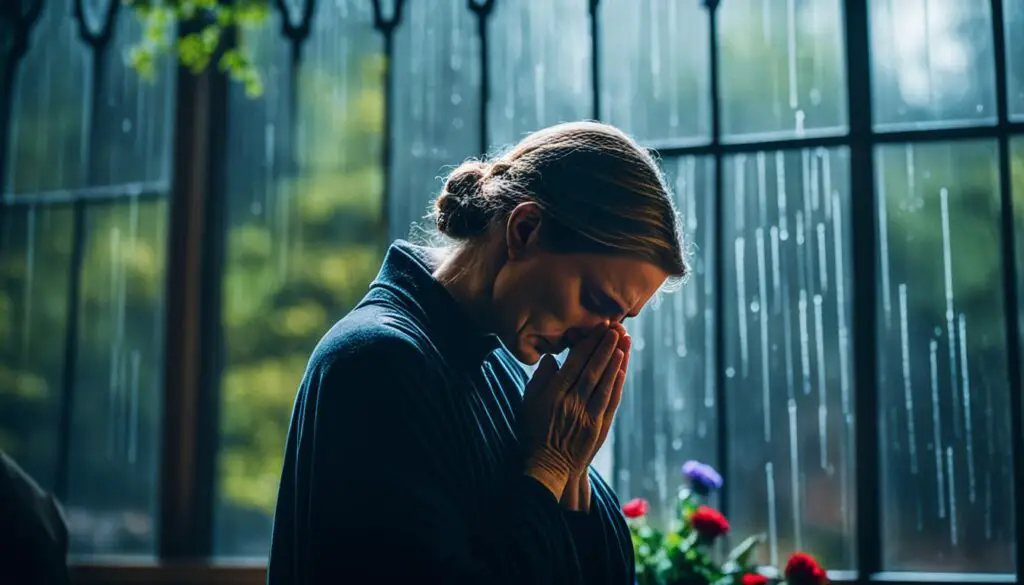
[451, 93, 462, 105]
[725, 367, 736, 378]
[121, 118, 132, 133]
[750, 299, 761, 313]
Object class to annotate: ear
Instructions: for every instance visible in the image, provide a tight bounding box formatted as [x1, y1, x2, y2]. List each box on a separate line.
[505, 202, 544, 261]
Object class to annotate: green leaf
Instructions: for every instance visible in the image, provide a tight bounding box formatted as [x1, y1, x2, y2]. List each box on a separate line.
[725, 533, 767, 568]
[123, 0, 268, 98]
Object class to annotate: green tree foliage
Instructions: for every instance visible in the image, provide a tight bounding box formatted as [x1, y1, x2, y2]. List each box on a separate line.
[126, 0, 270, 97]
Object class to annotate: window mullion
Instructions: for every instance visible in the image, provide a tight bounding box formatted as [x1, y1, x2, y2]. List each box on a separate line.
[159, 17, 232, 560]
[844, 0, 881, 579]
[705, 0, 729, 519]
[989, 0, 1024, 578]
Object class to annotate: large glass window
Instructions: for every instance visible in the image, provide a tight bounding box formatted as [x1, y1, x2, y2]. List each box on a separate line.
[1, 0, 1021, 580]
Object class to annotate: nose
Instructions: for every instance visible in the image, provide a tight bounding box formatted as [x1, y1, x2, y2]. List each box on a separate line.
[564, 315, 611, 347]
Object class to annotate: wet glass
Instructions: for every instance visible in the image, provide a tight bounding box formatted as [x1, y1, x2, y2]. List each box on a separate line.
[719, 0, 847, 142]
[869, 0, 997, 130]
[214, 2, 387, 557]
[614, 156, 718, 529]
[1, 0, 173, 557]
[722, 148, 855, 570]
[875, 141, 1016, 572]
[487, 0, 593, 148]
[599, 0, 710, 145]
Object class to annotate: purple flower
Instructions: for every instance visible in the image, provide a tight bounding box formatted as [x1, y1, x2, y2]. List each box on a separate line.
[682, 460, 723, 494]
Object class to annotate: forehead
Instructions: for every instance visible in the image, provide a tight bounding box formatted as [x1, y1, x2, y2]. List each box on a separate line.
[573, 253, 667, 314]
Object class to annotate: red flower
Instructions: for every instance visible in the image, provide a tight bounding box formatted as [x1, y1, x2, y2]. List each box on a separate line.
[689, 505, 730, 540]
[785, 552, 828, 585]
[622, 498, 649, 519]
[741, 574, 769, 585]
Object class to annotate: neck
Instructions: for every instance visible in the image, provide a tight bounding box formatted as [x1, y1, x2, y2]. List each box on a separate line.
[433, 241, 498, 333]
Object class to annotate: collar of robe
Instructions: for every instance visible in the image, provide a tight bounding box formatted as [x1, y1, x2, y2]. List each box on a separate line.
[369, 239, 504, 368]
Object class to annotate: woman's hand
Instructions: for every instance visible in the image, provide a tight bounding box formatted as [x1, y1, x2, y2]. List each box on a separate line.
[520, 323, 625, 500]
[561, 323, 631, 511]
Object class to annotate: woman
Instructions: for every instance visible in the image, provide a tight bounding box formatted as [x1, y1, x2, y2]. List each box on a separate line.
[267, 121, 688, 584]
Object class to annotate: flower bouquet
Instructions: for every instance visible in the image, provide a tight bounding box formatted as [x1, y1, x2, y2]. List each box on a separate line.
[623, 460, 828, 585]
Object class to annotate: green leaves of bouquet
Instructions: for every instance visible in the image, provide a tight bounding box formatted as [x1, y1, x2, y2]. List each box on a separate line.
[622, 460, 828, 585]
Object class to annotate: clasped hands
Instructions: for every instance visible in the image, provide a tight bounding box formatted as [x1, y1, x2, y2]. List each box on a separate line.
[520, 321, 631, 512]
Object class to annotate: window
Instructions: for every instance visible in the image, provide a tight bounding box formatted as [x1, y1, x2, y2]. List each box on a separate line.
[1, 0, 174, 558]
[1, 0, 1022, 582]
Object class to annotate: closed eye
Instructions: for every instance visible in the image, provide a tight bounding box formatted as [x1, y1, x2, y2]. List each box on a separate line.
[584, 287, 625, 319]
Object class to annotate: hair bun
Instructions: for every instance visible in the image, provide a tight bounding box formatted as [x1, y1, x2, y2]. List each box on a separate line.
[434, 161, 491, 239]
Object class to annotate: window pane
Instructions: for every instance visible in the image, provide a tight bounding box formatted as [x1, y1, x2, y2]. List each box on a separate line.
[215, 3, 387, 557]
[390, 0, 481, 240]
[599, 0, 710, 144]
[718, 0, 847, 142]
[876, 141, 1016, 572]
[870, 0, 997, 130]
[4, 0, 174, 195]
[615, 156, 717, 528]
[65, 197, 168, 556]
[487, 0, 592, 148]
[88, 16, 176, 187]
[0, 205, 74, 493]
[723, 148, 855, 570]
[1006, 0, 1024, 120]
[5, 0, 90, 194]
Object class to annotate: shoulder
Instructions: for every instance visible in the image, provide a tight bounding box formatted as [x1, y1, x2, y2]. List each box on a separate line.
[304, 304, 439, 394]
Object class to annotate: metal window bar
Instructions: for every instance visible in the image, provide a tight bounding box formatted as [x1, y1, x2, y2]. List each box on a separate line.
[56, 0, 123, 507]
[372, 0, 406, 243]
[843, 1, 882, 581]
[989, 0, 1024, 579]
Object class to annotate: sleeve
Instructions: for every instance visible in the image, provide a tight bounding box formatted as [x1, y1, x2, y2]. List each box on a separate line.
[283, 333, 575, 584]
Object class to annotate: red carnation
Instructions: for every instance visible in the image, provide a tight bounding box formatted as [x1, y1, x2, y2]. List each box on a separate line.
[622, 498, 649, 519]
[689, 505, 730, 540]
[785, 552, 827, 585]
[741, 574, 769, 585]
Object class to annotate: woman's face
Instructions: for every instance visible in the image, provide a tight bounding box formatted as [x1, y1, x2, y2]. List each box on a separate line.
[490, 205, 669, 365]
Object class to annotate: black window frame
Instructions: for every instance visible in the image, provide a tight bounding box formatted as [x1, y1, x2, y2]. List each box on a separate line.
[1, 1, 1021, 584]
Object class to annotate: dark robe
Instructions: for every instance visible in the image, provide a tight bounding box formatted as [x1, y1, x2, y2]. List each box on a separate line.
[267, 240, 634, 585]
[0, 451, 72, 585]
